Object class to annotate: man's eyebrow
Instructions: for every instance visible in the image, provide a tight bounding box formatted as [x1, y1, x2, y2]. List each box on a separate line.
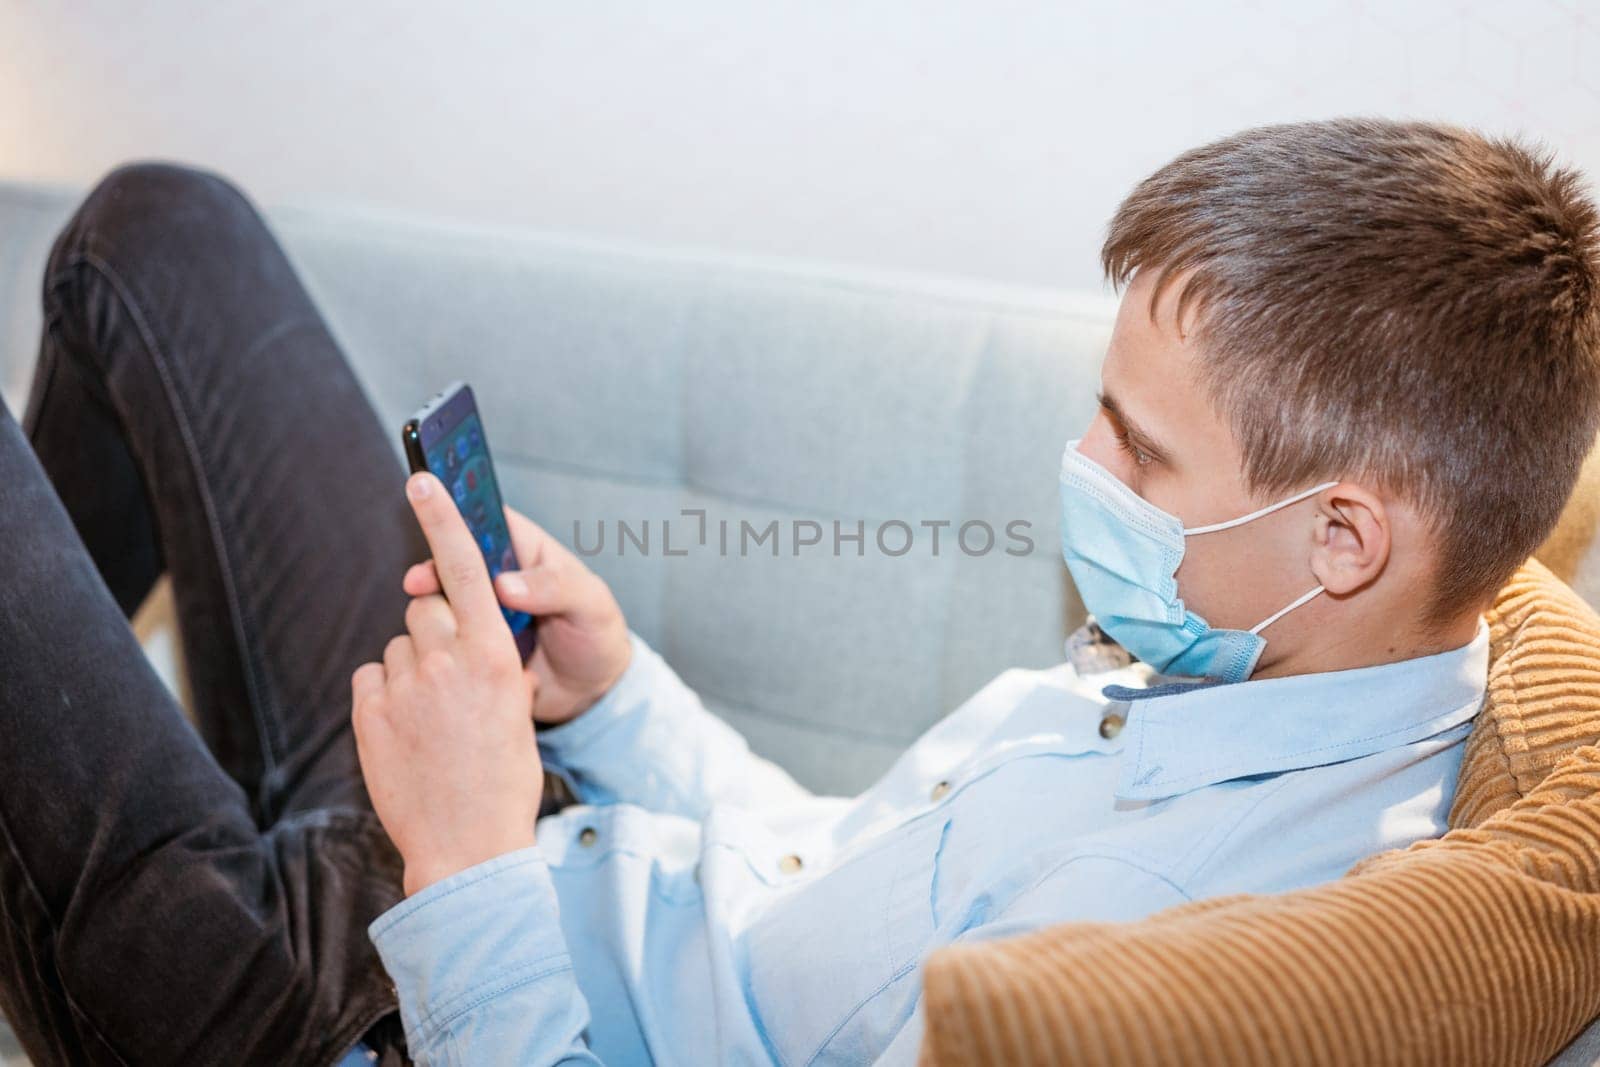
[1096, 388, 1173, 463]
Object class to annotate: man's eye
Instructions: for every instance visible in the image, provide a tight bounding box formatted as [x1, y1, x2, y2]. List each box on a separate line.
[1112, 427, 1153, 467]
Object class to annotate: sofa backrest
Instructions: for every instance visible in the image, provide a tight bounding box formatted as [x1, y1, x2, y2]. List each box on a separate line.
[0, 181, 1108, 793]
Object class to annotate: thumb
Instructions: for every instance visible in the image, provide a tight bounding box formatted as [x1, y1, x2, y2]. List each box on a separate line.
[495, 565, 570, 615]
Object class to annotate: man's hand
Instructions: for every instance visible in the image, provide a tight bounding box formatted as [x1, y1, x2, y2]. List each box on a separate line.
[352, 472, 542, 897]
[402, 505, 632, 726]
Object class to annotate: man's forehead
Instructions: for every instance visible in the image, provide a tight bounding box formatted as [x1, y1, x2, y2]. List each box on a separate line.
[1100, 268, 1231, 461]
[1104, 274, 1195, 401]
[1116, 267, 1201, 344]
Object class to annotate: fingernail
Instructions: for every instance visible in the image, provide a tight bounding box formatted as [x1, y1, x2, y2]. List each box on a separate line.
[408, 474, 432, 500]
[499, 573, 528, 598]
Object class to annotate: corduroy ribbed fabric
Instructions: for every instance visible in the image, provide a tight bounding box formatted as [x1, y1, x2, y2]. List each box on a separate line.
[919, 558, 1600, 1067]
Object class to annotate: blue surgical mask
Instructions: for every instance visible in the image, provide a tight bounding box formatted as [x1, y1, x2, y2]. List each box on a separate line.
[1059, 439, 1337, 684]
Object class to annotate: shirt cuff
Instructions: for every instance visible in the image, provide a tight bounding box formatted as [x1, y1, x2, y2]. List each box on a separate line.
[369, 847, 573, 1047]
[535, 631, 657, 764]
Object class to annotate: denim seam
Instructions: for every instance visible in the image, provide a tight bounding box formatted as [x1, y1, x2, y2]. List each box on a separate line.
[798, 956, 923, 1067]
[414, 955, 575, 1037]
[19, 323, 62, 441]
[1006, 850, 1195, 921]
[543, 839, 706, 904]
[595, 669, 717, 821]
[0, 797, 133, 1065]
[541, 647, 769, 823]
[1182, 773, 1300, 882]
[532, 660, 640, 760]
[236, 313, 320, 366]
[1135, 697, 1483, 789]
[369, 853, 545, 937]
[65, 250, 285, 782]
[780, 817, 953, 1067]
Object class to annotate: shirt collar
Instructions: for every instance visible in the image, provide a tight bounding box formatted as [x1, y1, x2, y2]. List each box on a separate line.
[1110, 617, 1490, 801]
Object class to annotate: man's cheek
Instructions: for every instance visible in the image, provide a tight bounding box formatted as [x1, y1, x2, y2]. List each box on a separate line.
[1173, 539, 1239, 625]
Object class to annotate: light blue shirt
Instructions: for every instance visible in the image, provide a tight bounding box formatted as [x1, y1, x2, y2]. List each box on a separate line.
[360, 619, 1489, 1065]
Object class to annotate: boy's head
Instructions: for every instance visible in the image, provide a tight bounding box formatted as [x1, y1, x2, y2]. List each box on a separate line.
[1079, 118, 1600, 676]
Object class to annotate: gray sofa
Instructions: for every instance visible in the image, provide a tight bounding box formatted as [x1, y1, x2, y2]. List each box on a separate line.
[2, 177, 1599, 1065]
[0, 179, 1135, 797]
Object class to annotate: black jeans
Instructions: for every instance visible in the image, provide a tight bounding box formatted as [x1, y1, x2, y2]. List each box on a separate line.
[0, 164, 423, 1065]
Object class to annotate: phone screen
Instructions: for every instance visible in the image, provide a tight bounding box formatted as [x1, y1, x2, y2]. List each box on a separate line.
[407, 387, 535, 658]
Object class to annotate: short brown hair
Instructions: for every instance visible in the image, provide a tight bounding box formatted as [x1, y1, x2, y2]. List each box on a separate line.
[1102, 118, 1600, 625]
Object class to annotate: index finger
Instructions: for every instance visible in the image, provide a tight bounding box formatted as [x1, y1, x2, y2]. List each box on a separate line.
[406, 472, 502, 631]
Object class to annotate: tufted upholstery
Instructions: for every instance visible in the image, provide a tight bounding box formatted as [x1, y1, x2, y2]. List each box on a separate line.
[0, 179, 1131, 796]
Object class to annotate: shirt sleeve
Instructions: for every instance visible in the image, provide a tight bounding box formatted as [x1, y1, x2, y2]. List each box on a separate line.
[534, 632, 815, 818]
[368, 848, 601, 1067]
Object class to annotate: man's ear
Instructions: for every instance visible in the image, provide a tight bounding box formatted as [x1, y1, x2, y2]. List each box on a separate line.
[1308, 484, 1390, 596]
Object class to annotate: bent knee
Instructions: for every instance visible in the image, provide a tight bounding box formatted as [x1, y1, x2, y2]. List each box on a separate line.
[54, 162, 262, 275]
[91, 161, 249, 220]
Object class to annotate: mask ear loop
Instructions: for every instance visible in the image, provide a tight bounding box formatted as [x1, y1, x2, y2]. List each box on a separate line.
[1249, 584, 1325, 635]
[1180, 479, 1339, 638]
[1182, 481, 1340, 536]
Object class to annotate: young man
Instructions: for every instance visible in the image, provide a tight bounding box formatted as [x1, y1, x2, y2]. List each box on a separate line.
[0, 118, 1596, 1065]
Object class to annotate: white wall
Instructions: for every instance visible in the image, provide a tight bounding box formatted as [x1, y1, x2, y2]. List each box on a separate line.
[3, 0, 1600, 292]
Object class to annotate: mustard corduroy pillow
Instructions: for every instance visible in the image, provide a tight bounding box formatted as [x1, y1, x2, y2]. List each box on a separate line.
[919, 559, 1600, 1067]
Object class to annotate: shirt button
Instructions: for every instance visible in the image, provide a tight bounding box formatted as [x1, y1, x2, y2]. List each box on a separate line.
[929, 780, 951, 801]
[1099, 713, 1125, 740]
[778, 853, 804, 875]
[578, 826, 599, 847]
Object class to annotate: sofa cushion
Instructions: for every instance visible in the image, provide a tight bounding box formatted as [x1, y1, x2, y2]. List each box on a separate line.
[919, 558, 1600, 1067]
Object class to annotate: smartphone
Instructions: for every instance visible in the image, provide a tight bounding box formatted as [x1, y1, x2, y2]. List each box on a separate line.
[402, 382, 537, 661]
